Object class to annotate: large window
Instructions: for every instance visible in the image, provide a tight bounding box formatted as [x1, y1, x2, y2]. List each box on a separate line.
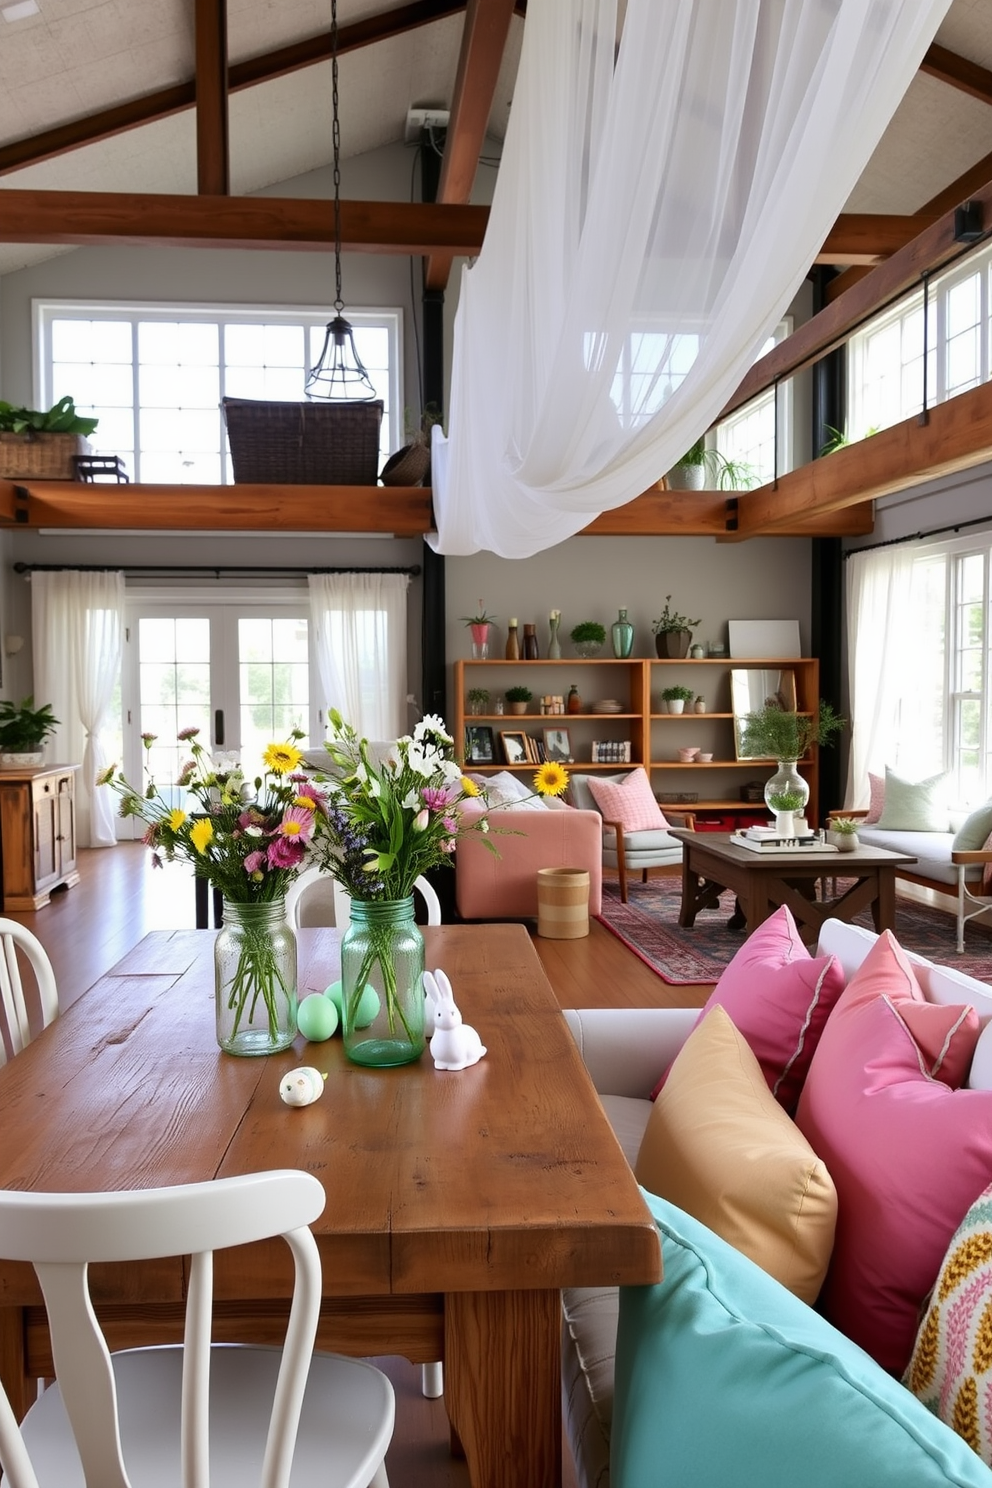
[712, 321, 792, 487]
[34, 302, 402, 483]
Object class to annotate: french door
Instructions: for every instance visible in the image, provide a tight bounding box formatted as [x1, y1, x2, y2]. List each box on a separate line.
[118, 591, 319, 837]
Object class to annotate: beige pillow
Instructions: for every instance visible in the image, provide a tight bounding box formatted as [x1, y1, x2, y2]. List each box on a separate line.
[634, 1005, 837, 1305]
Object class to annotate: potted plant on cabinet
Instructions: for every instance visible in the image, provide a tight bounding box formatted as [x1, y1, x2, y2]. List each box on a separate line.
[505, 685, 533, 716]
[0, 696, 59, 766]
[569, 620, 606, 658]
[661, 684, 695, 715]
[652, 596, 702, 658]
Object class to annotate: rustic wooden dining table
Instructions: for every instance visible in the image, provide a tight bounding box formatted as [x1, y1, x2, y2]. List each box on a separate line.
[0, 921, 660, 1488]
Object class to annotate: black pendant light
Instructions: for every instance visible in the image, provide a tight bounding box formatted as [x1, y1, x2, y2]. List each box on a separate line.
[305, 0, 377, 401]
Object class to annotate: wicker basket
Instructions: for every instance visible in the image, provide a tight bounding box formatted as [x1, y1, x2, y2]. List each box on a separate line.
[379, 441, 431, 486]
[0, 432, 90, 480]
[222, 398, 383, 485]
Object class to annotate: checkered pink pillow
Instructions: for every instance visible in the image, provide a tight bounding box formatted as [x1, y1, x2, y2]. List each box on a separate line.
[863, 771, 885, 824]
[587, 768, 669, 832]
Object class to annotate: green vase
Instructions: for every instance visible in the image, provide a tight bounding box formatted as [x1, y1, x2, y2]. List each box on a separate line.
[612, 608, 634, 658]
[340, 897, 426, 1067]
[214, 898, 297, 1056]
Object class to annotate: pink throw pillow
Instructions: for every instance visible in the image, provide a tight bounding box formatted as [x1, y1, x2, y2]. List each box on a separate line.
[587, 769, 669, 833]
[863, 770, 885, 824]
[652, 905, 845, 1110]
[795, 936, 984, 1376]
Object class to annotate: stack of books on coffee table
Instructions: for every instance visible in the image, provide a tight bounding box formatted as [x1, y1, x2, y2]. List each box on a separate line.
[729, 826, 839, 854]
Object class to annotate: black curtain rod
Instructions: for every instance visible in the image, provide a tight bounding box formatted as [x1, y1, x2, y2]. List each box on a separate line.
[13, 563, 421, 577]
[844, 514, 992, 559]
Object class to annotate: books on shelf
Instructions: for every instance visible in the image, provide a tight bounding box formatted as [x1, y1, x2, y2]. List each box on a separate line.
[591, 739, 631, 764]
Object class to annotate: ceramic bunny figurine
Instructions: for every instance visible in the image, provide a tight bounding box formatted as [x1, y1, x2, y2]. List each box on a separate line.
[424, 968, 486, 1071]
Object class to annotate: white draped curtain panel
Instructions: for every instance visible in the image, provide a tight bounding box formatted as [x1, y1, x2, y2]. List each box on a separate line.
[843, 544, 919, 810]
[31, 570, 125, 848]
[308, 572, 411, 741]
[431, 0, 952, 558]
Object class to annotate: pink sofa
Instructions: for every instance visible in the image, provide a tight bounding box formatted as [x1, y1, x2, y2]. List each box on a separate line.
[455, 804, 603, 920]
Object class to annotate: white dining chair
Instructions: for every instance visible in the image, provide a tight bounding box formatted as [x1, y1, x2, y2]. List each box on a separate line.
[285, 870, 443, 1399]
[0, 918, 58, 1067]
[0, 1169, 394, 1488]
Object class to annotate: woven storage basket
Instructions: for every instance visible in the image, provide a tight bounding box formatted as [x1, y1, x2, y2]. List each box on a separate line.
[379, 441, 431, 486]
[222, 398, 383, 485]
[0, 432, 89, 480]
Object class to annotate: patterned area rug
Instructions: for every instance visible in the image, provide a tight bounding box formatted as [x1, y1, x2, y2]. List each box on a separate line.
[596, 876, 992, 986]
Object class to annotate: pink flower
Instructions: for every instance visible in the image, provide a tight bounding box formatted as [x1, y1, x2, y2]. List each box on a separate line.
[278, 806, 315, 842]
[439, 837, 457, 853]
[421, 786, 453, 812]
[243, 849, 267, 874]
[412, 808, 429, 833]
[268, 835, 306, 869]
[177, 726, 200, 741]
[442, 814, 457, 834]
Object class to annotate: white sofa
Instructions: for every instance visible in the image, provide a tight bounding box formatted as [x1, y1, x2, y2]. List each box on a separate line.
[843, 820, 992, 952]
[561, 918, 992, 1488]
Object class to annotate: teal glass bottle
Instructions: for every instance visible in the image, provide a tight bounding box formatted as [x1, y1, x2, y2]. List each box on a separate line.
[612, 608, 634, 658]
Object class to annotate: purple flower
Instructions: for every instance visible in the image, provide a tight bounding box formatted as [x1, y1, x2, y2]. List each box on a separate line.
[421, 786, 453, 812]
[243, 849, 267, 874]
[268, 835, 305, 869]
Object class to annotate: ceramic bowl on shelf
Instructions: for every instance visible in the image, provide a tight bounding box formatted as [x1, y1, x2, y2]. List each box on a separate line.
[698, 752, 714, 762]
[678, 747, 700, 762]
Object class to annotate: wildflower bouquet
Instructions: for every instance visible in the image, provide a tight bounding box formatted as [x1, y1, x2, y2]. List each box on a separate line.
[99, 728, 327, 1047]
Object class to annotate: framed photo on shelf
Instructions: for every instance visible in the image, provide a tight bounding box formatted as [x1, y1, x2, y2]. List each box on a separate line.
[542, 727, 573, 763]
[464, 725, 495, 765]
[500, 730, 529, 765]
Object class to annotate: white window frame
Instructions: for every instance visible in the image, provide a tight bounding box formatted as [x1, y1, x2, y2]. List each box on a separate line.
[713, 318, 793, 486]
[33, 299, 403, 484]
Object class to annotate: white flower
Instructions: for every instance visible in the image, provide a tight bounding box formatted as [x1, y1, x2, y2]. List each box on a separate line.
[405, 742, 437, 778]
[480, 818, 490, 833]
[245, 824, 264, 838]
[440, 758, 464, 785]
[401, 789, 422, 810]
[414, 714, 452, 745]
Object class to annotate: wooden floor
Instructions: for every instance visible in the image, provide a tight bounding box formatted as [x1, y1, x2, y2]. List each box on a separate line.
[6, 847, 713, 1488]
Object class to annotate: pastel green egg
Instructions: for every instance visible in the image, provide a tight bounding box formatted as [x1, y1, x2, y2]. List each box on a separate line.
[324, 980, 344, 1014]
[353, 985, 381, 1029]
[297, 993, 339, 1041]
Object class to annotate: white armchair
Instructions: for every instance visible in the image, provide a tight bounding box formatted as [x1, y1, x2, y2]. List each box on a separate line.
[568, 771, 694, 902]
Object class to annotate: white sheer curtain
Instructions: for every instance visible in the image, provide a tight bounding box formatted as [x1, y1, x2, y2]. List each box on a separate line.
[308, 572, 410, 741]
[31, 570, 125, 848]
[431, 0, 951, 557]
[843, 544, 919, 809]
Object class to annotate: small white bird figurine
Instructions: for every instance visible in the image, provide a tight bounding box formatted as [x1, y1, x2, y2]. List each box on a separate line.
[424, 968, 486, 1071]
[279, 1066, 327, 1106]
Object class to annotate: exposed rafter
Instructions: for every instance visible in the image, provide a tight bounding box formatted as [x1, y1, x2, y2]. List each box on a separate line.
[920, 42, 992, 107]
[195, 0, 229, 196]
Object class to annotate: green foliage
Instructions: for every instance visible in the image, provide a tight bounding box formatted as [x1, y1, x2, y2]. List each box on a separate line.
[818, 424, 880, 458]
[675, 436, 707, 468]
[829, 815, 860, 834]
[767, 789, 806, 811]
[0, 696, 59, 751]
[652, 596, 702, 634]
[739, 700, 845, 760]
[467, 688, 490, 705]
[661, 684, 695, 702]
[461, 601, 496, 626]
[0, 396, 98, 437]
[569, 620, 607, 644]
[505, 685, 533, 702]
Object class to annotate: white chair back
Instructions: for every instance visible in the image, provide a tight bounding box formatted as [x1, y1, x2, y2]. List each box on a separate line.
[0, 919, 58, 1067]
[286, 869, 441, 930]
[0, 1171, 394, 1488]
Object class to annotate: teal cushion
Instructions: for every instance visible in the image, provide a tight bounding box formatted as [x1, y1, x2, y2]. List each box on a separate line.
[611, 1192, 992, 1488]
[952, 801, 992, 851]
[877, 768, 951, 832]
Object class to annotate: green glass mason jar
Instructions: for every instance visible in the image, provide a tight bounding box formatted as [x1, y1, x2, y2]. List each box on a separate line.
[340, 897, 426, 1067]
[214, 898, 297, 1056]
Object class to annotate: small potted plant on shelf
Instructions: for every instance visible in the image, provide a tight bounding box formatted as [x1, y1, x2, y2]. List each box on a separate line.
[660, 684, 695, 715]
[665, 436, 707, 491]
[652, 596, 702, 658]
[0, 696, 59, 765]
[461, 601, 497, 660]
[505, 685, 533, 715]
[570, 620, 606, 658]
[467, 687, 491, 716]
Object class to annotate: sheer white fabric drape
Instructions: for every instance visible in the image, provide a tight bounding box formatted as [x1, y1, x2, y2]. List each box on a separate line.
[843, 544, 919, 809]
[431, 0, 951, 557]
[31, 570, 125, 848]
[308, 572, 410, 741]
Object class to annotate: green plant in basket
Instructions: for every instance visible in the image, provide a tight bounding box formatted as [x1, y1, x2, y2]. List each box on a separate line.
[0, 396, 98, 436]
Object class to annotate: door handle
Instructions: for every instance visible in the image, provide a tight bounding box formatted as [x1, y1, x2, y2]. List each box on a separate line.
[215, 709, 224, 746]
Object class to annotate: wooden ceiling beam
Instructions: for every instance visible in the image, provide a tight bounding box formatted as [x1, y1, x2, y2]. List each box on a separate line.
[813, 213, 940, 265]
[0, 190, 490, 255]
[195, 0, 229, 196]
[920, 42, 992, 108]
[578, 490, 874, 538]
[721, 177, 992, 422]
[732, 379, 992, 538]
[424, 0, 518, 290]
[0, 1, 470, 178]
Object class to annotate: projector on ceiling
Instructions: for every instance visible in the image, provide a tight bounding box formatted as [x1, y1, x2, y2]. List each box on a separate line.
[404, 109, 451, 143]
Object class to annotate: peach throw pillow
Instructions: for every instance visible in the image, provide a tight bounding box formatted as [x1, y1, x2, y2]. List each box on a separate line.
[587, 768, 669, 832]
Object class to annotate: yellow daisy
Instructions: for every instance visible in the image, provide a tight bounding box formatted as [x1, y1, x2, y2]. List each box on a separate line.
[535, 761, 569, 797]
[461, 775, 481, 796]
[168, 807, 187, 832]
[190, 818, 214, 854]
[263, 742, 303, 775]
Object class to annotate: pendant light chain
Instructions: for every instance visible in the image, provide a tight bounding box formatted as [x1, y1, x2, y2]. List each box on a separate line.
[305, 0, 377, 401]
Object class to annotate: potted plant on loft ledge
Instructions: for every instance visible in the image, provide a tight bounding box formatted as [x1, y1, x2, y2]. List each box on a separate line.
[652, 597, 702, 658]
[0, 696, 59, 767]
[0, 397, 98, 481]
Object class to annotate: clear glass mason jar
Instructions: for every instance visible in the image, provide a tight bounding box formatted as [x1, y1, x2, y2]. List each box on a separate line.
[214, 898, 297, 1056]
[340, 897, 426, 1067]
[764, 760, 810, 837]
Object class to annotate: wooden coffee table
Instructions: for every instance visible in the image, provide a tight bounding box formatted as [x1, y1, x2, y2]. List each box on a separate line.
[667, 829, 918, 941]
